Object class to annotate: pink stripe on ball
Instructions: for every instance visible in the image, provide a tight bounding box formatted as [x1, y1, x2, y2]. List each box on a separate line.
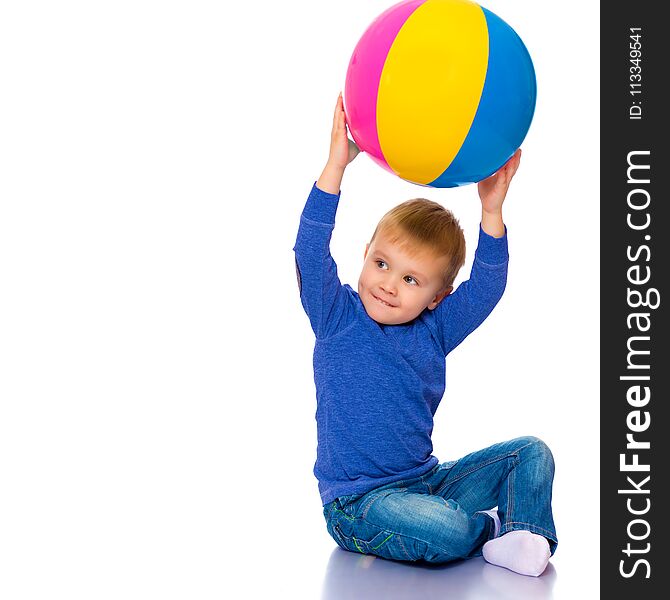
[344, 0, 426, 175]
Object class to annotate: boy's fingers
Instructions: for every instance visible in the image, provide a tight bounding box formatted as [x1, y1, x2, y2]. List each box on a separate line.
[332, 95, 341, 121]
[333, 94, 345, 128]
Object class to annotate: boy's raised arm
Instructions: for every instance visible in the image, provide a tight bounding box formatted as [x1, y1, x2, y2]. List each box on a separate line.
[434, 150, 521, 354]
[292, 94, 360, 339]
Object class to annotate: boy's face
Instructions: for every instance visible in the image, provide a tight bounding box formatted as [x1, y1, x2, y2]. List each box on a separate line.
[357, 231, 453, 325]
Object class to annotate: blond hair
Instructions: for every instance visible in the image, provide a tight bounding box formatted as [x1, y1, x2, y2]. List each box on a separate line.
[370, 199, 466, 289]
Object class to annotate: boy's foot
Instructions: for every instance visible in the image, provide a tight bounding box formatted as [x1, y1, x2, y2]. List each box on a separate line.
[482, 530, 551, 577]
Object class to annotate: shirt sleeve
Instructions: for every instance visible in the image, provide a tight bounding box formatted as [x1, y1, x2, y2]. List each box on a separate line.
[292, 182, 352, 339]
[433, 225, 509, 356]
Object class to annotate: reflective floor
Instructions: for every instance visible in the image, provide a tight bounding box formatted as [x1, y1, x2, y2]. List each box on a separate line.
[321, 547, 557, 600]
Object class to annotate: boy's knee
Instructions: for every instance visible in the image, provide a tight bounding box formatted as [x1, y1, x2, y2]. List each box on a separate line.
[522, 436, 555, 472]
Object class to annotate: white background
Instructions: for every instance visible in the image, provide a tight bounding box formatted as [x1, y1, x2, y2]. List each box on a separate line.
[0, 1, 599, 598]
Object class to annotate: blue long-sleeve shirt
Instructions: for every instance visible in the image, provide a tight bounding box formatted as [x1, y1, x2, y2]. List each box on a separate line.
[293, 182, 508, 506]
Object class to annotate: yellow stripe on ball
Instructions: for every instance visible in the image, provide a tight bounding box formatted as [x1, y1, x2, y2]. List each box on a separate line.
[377, 0, 489, 184]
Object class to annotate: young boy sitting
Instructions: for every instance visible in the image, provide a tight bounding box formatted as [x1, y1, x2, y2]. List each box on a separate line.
[293, 93, 557, 577]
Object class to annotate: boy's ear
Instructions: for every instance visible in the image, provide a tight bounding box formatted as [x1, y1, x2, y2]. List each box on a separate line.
[428, 286, 453, 310]
[364, 243, 370, 260]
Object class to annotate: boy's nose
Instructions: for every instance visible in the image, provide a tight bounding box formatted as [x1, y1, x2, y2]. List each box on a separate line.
[380, 283, 397, 296]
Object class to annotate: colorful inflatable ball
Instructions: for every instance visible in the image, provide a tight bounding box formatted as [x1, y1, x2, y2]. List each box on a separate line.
[343, 0, 537, 187]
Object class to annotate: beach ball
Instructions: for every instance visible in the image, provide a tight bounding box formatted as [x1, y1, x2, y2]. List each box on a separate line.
[343, 0, 536, 187]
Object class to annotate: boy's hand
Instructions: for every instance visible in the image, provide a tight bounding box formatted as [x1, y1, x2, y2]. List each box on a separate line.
[477, 148, 521, 238]
[477, 148, 521, 214]
[317, 93, 360, 194]
[327, 92, 360, 169]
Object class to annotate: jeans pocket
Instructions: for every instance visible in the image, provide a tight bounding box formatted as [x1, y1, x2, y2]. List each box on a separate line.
[336, 493, 365, 516]
[332, 519, 394, 556]
[331, 520, 354, 551]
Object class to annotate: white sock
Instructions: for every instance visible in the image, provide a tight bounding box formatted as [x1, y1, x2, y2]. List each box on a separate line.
[482, 530, 551, 577]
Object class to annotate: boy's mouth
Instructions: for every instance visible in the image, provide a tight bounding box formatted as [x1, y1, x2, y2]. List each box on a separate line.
[371, 292, 396, 308]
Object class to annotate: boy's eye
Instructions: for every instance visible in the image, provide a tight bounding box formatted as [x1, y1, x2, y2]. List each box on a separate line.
[404, 276, 418, 285]
[376, 260, 388, 270]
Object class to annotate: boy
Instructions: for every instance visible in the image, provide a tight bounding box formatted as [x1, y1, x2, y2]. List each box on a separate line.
[293, 94, 557, 577]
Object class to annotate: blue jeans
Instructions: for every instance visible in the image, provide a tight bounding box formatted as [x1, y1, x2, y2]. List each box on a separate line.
[322, 436, 557, 564]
